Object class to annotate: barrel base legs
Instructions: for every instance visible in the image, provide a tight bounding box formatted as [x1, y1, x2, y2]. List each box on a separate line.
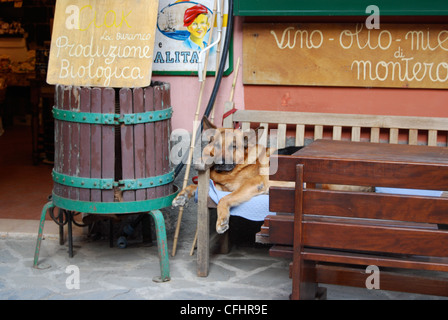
[33, 202, 71, 268]
[148, 210, 170, 282]
[33, 201, 54, 269]
[33, 203, 170, 283]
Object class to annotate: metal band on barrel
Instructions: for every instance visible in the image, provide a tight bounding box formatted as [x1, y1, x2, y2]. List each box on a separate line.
[51, 186, 179, 214]
[52, 169, 175, 190]
[52, 106, 173, 125]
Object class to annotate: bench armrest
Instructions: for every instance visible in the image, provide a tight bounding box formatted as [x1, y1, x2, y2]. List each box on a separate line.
[197, 168, 211, 277]
[193, 161, 213, 172]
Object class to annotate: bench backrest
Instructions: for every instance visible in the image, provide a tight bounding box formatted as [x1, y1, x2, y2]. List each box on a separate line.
[223, 108, 448, 148]
[270, 140, 448, 262]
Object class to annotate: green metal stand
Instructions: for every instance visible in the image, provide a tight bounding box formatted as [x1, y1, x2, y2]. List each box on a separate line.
[33, 201, 54, 269]
[147, 210, 170, 282]
[33, 187, 178, 283]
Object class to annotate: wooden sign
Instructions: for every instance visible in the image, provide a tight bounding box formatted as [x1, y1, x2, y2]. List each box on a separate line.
[47, 0, 159, 87]
[243, 23, 448, 89]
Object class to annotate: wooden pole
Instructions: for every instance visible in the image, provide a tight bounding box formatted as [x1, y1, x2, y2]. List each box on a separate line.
[172, 0, 218, 257]
[228, 56, 240, 102]
[189, 56, 240, 256]
[210, 0, 225, 124]
[189, 230, 198, 255]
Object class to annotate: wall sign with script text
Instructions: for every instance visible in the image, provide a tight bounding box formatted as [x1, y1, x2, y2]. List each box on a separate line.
[243, 23, 448, 89]
[47, 0, 158, 88]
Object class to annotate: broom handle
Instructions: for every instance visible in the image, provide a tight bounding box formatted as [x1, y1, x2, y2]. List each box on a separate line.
[229, 56, 240, 102]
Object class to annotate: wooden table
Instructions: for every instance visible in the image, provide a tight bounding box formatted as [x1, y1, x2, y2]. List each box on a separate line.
[273, 139, 448, 192]
[269, 139, 448, 299]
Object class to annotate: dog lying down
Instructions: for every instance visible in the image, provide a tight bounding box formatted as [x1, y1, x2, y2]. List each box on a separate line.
[172, 117, 373, 234]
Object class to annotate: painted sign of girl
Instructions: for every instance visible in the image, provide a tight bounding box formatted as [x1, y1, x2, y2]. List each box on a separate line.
[154, 0, 229, 74]
[157, 1, 213, 49]
[182, 4, 210, 50]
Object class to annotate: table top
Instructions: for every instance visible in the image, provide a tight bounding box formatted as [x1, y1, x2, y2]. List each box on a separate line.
[293, 140, 448, 166]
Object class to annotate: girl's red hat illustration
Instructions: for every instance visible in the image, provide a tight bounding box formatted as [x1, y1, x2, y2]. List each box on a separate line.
[183, 4, 208, 27]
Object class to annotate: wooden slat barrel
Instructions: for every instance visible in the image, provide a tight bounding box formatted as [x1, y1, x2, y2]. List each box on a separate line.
[51, 82, 177, 214]
[35, 82, 176, 281]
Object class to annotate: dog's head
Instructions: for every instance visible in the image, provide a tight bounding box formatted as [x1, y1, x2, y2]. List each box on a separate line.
[201, 116, 265, 171]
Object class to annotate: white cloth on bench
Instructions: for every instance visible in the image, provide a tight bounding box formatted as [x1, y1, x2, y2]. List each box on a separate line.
[375, 187, 443, 197]
[195, 180, 275, 221]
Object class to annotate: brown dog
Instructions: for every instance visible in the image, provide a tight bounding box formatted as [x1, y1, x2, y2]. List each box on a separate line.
[172, 118, 373, 234]
[172, 117, 276, 234]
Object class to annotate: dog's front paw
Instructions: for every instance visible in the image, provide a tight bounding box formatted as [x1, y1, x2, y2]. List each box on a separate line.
[172, 194, 189, 208]
[216, 218, 229, 234]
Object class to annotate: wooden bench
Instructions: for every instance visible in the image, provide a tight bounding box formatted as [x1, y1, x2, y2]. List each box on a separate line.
[195, 107, 448, 277]
[269, 140, 448, 299]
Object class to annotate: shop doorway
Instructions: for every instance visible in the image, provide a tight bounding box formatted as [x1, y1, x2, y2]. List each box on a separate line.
[0, 90, 53, 221]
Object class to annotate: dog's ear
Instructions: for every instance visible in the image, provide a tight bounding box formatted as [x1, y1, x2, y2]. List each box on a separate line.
[244, 125, 266, 148]
[202, 116, 217, 130]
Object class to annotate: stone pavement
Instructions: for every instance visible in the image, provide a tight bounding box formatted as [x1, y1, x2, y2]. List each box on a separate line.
[0, 235, 291, 300]
[1, 233, 447, 300]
